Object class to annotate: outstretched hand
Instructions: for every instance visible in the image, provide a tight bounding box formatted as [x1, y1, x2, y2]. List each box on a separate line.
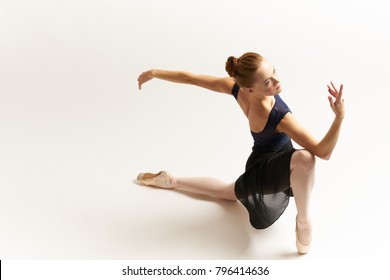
[327, 82, 345, 119]
[137, 70, 154, 90]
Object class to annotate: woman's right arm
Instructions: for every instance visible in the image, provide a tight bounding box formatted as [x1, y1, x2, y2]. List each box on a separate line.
[137, 69, 235, 94]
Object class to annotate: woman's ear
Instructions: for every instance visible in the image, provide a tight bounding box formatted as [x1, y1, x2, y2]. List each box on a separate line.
[243, 87, 253, 93]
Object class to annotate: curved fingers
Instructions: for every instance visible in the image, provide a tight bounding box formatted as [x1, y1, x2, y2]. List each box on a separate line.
[327, 82, 344, 100]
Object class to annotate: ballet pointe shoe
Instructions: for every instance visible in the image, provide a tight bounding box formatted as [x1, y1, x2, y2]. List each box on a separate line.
[137, 171, 174, 189]
[295, 217, 312, 255]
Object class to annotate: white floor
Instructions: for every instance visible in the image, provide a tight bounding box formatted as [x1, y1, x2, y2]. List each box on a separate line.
[1, 0, 390, 261]
[1, 88, 389, 260]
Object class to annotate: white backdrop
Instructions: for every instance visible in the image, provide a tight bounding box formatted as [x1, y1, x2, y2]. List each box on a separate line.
[1, 0, 389, 259]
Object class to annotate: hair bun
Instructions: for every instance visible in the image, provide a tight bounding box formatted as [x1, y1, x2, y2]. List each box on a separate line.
[225, 56, 238, 77]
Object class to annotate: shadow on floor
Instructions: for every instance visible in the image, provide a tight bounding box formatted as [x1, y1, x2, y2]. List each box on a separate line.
[110, 181, 259, 259]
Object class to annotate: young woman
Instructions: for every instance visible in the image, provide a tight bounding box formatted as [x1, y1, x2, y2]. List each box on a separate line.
[136, 52, 345, 254]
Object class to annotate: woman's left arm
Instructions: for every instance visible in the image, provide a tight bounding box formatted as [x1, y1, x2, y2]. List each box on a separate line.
[137, 69, 234, 94]
[277, 82, 345, 160]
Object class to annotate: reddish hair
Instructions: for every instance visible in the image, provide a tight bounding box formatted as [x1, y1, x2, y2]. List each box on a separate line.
[225, 52, 263, 88]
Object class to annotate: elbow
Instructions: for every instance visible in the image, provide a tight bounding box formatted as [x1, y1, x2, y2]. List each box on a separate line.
[311, 144, 333, 161]
[185, 73, 197, 85]
[321, 154, 331, 161]
[316, 151, 331, 161]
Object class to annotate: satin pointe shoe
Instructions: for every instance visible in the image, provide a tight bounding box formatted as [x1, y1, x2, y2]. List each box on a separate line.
[296, 217, 312, 255]
[137, 171, 174, 189]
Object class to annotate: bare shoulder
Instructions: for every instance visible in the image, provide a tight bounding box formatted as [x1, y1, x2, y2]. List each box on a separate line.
[220, 77, 236, 94]
[190, 75, 235, 94]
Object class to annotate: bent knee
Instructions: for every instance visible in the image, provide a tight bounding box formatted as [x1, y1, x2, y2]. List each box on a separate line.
[291, 150, 316, 170]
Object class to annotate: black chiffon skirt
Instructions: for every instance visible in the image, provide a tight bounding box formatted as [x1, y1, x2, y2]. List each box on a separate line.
[234, 140, 296, 229]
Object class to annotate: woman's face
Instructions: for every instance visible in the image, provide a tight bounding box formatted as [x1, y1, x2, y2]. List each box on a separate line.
[249, 58, 282, 97]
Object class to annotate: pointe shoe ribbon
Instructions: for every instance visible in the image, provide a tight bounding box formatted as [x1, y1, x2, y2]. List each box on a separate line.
[137, 171, 174, 189]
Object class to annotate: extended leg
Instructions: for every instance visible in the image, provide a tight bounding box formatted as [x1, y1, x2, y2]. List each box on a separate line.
[173, 177, 237, 201]
[137, 171, 237, 201]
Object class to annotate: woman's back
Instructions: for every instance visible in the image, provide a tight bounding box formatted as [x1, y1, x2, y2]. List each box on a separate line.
[232, 83, 291, 147]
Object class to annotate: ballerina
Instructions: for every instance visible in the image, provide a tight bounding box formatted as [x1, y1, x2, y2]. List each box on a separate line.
[136, 52, 345, 254]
